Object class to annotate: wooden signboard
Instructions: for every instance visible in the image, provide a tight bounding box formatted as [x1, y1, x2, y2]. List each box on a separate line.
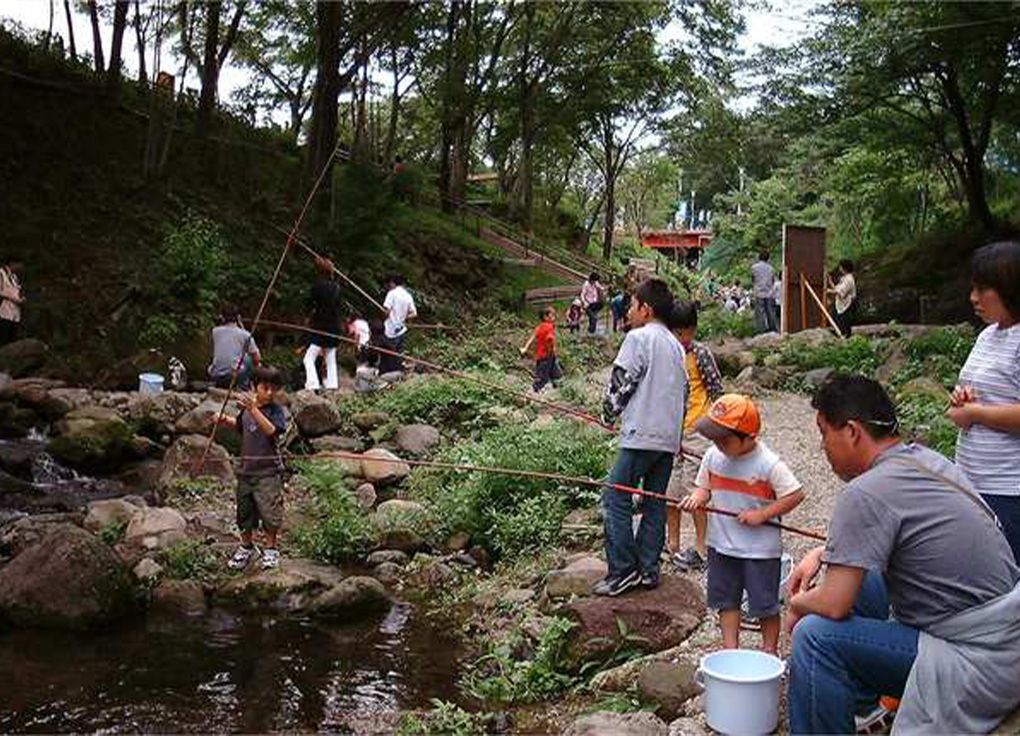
[781, 225, 827, 334]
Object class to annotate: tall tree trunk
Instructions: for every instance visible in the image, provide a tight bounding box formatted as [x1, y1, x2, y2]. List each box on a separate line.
[44, 0, 55, 53]
[63, 0, 76, 60]
[383, 47, 401, 166]
[197, 1, 222, 136]
[87, 0, 105, 74]
[517, 2, 535, 231]
[601, 125, 617, 261]
[439, 1, 461, 213]
[304, 1, 343, 192]
[107, 0, 130, 100]
[134, 0, 148, 84]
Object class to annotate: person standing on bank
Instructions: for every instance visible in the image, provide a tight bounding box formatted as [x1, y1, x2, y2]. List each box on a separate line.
[750, 250, 777, 334]
[948, 240, 1020, 563]
[787, 374, 1020, 734]
[580, 272, 606, 334]
[0, 258, 25, 345]
[303, 256, 342, 391]
[380, 274, 417, 374]
[826, 259, 857, 338]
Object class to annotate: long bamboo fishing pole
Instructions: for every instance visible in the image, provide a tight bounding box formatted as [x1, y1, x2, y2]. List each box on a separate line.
[231, 449, 824, 542]
[802, 273, 844, 338]
[196, 141, 346, 473]
[253, 318, 618, 433]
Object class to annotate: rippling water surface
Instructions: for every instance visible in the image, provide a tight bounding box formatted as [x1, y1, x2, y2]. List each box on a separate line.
[0, 602, 463, 733]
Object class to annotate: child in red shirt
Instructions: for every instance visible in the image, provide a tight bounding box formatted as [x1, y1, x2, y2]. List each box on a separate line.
[520, 306, 562, 391]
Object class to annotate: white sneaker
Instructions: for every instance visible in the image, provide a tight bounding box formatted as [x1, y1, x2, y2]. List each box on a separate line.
[261, 548, 281, 570]
[228, 544, 259, 570]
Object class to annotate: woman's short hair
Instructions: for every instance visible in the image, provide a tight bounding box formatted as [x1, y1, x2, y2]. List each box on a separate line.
[839, 259, 855, 274]
[971, 241, 1020, 319]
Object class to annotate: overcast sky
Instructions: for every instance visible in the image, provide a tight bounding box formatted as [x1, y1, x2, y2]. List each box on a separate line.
[2, 0, 816, 124]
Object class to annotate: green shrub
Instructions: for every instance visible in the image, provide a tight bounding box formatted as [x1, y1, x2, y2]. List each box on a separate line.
[697, 306, 755, 340]
[293, 461, 376, 563]
[98, 519, 128, 547]
[410, 422, 613, 559]
[398, 699, 489, 736]
[158, 539, 218, 581]
[156, 211, 228, 307]
[896, 394, 959, 458]
[781, 335, 882, 376]
[371, 374, 504, 428]
[462, 616, 579, 703]
[898, 327, 975, 389]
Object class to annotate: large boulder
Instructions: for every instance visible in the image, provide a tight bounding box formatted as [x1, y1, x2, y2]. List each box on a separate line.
[311, 576, 391, 617]
[157, 434, 235, 489]
[563, 712, 669, 736]
[292, 392, 342, 437]
[0, 339, 49, 378]
[310, 435, 364, 455]
[545, 555, 608, 599]
[6, 378, 74, 420]
[0, 523, 138, 629]
[638, 660, 702, 721]
[127, 392, 202, 438]
[173, 400, 242, 437]
[803, 366, 835, 390]
[0, 401, 38, 438]
[557, 575, 705, 668]
[48, 405, 136, 470]
[214, 557, 343, 611]
[361, 448, 410, 486]
[352, 411, 390, 431]
[394, 424, 441, 455]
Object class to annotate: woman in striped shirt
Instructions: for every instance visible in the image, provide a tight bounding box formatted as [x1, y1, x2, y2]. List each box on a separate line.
[948, 241, 1020, 562]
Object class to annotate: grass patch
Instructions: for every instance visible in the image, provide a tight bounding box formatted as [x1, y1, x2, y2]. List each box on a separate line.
[778, 335, 883, 377]
[157, 539, 219, 581]
[292, 460, 376, 563]
[698, 306, 755, 340]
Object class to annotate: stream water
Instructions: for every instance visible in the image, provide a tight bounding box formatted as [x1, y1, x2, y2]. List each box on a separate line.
[0, 601, 464, 733]
[0, 437, 466, 733]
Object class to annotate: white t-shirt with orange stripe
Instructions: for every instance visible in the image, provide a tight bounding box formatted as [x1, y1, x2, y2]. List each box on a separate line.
[695, 441, 802, 559]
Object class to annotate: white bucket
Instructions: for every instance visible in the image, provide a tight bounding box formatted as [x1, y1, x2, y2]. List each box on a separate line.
[698, 649, 785, 735]
[138, 372, 164, 394]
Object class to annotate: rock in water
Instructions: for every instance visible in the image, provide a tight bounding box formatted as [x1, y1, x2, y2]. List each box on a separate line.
[214, 558, 343, 612]
[151, 580, 208, 616]
[0, 524, 138, 629]
[563, 712, 669, 736]
[311, 576, 391, 617]
[48, 405, 135, 470]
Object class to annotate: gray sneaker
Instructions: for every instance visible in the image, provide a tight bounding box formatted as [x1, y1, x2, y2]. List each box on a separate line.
[228, 544, 259, 570]
[673, 547, 706, 572]
[591, 570, 641, 597]
[261, 547, 281, 570]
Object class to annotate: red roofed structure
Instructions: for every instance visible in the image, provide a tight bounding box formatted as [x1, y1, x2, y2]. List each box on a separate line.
[639, 229, 713, 267]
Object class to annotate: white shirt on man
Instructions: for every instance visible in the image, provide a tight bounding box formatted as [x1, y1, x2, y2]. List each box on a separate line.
[383, 285, 417, 339]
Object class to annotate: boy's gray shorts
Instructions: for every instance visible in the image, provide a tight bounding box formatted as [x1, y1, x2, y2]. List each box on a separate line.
[236, 474, 285, 533]
[707, 548, 781, 618]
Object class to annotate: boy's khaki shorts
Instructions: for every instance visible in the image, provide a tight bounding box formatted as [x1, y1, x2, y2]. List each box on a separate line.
[667, 430, 712, 499]
[236, 474, 285, 533]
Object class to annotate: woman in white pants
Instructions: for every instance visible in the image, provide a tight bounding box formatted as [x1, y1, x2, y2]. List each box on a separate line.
[303, 256, 342, 390]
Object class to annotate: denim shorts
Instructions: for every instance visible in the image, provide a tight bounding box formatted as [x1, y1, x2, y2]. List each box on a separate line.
[707, 548, 781, 618]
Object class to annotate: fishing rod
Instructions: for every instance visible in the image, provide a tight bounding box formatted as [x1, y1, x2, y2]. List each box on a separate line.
[253, 318, 617, 433]
[230, 449, 823, 542]
[197, 141, 345, 473]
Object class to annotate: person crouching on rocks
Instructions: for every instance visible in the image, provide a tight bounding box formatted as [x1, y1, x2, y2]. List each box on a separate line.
[212, 365, 288, 571]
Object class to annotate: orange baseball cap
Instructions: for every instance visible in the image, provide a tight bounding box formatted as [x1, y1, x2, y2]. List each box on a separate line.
[695, 394, 761, 440]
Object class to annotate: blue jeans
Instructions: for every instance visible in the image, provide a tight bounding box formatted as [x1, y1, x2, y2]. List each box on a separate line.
[754, 297, 778, 333]
[982, 494, 1020, 565]
[601, 449, 674, 580]
[789, 571, 919, 735]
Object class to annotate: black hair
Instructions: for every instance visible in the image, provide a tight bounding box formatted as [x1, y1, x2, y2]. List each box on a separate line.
[219, 303, 240, 324]
[386, 273, 404, 287]
[759, 250, 770, 261]
[540, 306, 555, 320]
[589, 272, 600, 283]
[634, 278, 675, 321]
[971, 240, 1020, 319]
[839, 259, 855, 274]
[253, 364, 284, 388]
[669, 300, 698, 330]
[811, 374, 899, 439]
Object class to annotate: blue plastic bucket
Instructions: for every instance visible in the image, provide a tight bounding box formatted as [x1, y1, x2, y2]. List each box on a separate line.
[138, 372, 164, 394]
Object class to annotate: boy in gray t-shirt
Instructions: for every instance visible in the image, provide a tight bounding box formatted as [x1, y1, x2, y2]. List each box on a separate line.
[593, 279, 686, 597]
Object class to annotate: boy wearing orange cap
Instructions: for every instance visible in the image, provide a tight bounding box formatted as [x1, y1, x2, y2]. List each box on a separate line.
[682, 394, 804, 654]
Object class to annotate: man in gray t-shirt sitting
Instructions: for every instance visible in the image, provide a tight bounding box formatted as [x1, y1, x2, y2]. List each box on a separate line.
[208, 304, 260, 390]
[786, 375, 1020, 734]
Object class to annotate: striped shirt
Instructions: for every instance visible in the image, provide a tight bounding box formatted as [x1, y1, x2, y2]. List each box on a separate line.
[956, 323, 1020, 497]
[696, 441, 802, 559]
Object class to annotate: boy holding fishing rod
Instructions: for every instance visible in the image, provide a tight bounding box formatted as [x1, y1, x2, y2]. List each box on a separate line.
[593, 278, 686, 596]
[682, 394, 804, 654]
[211, 365, 289, 571]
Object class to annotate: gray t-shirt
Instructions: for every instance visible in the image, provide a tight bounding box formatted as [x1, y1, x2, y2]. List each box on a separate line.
[613, 321, 686, 453]
[236, 403, 287, 478]
[209, 324, 259, 378]
[824, 442, 1019, 629]
[751, 260, 775, 298]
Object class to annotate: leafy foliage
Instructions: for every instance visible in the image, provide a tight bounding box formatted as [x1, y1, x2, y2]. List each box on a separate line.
[157, 540, 219, 581]
[397, 699, 490, 736]
[98, 519, 128, 547]
[779, 336, 882, 377]
[292, 461, 376, 563]
[696, 305, 754, 340]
